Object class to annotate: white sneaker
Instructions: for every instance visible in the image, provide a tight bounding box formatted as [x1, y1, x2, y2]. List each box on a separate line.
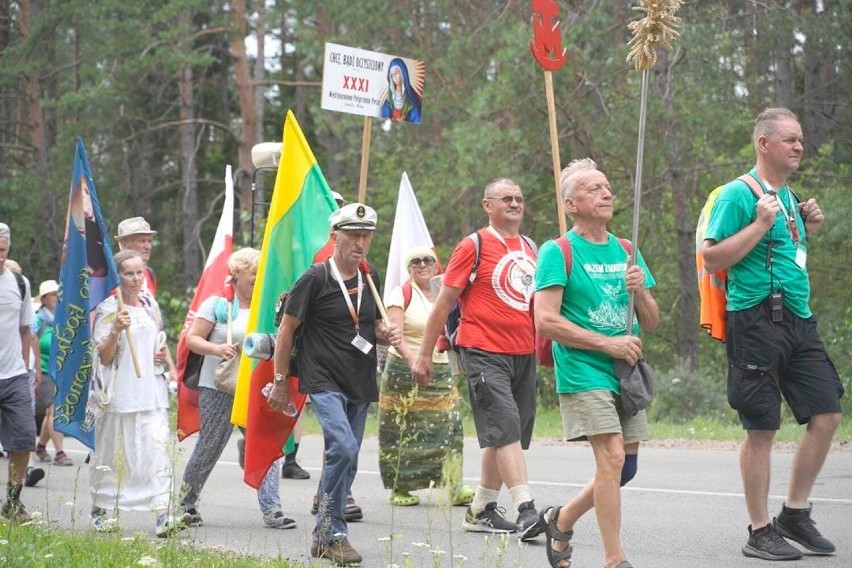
[155, 513, 185, 538]
[90, 510, 119, 533]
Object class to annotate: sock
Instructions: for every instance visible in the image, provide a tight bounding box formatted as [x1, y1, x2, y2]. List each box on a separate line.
[508, 484, 532, 511]
[7, 482, 22, 503]
[782, 503, 809, 515]
[471, 485, 500, 515]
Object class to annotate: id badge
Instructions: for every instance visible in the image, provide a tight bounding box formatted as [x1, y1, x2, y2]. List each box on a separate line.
[795, 246, 807, 269]
[351, 334, 373, 355]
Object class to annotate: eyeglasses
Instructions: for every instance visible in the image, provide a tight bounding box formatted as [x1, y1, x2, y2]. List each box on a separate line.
[409, 257, 436, 267]
[486, 195, 525, 204]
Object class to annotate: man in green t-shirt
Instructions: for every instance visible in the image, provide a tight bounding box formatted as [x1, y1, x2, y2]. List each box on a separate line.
[702, 108, 842, 561]
[534, 158, 659, 568]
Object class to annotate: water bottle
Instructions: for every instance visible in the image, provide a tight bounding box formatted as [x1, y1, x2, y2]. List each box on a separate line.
[260, 383, 299, 417]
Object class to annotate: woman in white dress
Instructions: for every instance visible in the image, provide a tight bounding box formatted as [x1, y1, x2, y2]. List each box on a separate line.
[89, 250, 181, 537]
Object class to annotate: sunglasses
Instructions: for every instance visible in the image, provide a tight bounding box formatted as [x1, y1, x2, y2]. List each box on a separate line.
[409, 256, 437, 267]
[486, 195, 525, 204]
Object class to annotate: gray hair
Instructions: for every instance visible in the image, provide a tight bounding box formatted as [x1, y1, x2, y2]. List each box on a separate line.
[0, 222, 10, 241]
[560, 158, 598, 199]
[114, 249, 141, 271]
[753, 108, 799, 148]
[483, 178, 520, 199]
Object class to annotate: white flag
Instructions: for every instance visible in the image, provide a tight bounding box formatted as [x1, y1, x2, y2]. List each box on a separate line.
[384, 172, 435, 303]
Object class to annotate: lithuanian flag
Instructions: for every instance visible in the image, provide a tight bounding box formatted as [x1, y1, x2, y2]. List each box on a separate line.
[232, 111, 337, 488]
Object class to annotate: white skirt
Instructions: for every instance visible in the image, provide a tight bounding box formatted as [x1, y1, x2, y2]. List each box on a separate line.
[90, 408, 174, 511]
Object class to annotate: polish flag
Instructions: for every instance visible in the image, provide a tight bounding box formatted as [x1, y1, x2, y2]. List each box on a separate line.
[176, 165, 234, 440]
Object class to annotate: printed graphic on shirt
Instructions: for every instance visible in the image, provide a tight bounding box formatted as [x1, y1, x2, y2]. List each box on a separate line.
[584, 261, 628, 331]
[492, 250, 537, 311]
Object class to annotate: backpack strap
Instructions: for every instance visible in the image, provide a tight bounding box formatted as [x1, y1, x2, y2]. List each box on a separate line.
[737, 173, 765, 199]
[554, 235, 573, 278]
[467, 230, 483, 285]
[12, 271, 26, 301]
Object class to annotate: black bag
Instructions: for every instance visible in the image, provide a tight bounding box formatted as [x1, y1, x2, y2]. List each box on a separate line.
[614, 357, 655, 416]
[183, 350, 204, 390]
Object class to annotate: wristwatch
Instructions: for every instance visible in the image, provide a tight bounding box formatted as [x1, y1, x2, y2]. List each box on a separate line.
[273, 373, 288, 385]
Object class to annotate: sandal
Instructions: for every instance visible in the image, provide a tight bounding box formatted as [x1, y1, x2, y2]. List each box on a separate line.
[389, 490, 420, 506]
[542, 506, 574, 568]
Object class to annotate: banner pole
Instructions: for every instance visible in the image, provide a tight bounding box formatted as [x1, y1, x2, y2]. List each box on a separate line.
[544, 71, 566, 234]
[357, 116, 372, 203]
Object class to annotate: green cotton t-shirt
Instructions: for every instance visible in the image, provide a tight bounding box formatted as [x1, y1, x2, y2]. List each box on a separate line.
[534, 231, 656, 395]
[704, 169, 811, 318]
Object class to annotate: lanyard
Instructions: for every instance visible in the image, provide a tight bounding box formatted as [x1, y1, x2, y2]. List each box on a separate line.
[486, 225, 534, 268]
[761, 179, 800, 244]
[328, 258, 362, 333]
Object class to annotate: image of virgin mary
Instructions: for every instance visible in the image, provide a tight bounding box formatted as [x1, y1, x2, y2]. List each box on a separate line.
[380, 58, 422, 124]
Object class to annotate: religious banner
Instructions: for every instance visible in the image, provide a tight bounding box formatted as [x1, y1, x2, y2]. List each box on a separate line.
[321, 42, 425, 125]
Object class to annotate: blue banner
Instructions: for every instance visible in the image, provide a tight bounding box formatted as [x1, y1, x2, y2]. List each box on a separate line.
[51, 137, 119, 449]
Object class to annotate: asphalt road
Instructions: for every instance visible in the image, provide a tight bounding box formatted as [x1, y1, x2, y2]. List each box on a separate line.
[9, 433, 852, 568]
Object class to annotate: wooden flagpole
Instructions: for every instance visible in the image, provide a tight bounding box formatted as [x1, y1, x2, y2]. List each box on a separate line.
[530, 0, 569, 234]
[115, 289, 142, 378]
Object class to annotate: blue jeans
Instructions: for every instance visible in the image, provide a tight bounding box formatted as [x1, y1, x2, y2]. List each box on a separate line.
[310, 391, 369, 543]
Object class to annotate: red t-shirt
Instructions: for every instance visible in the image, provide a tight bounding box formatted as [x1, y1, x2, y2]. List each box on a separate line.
[443, 229, 537, 355]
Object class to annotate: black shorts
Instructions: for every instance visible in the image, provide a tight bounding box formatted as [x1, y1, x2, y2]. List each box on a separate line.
[726, 299, 844, 430]
[459, 348, 537, 449]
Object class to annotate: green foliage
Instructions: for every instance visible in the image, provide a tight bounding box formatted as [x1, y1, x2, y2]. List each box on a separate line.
[648, 360, 731, 423]
[0, 523, 309, 567]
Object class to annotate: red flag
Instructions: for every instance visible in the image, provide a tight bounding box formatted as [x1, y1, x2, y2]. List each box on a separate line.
[176, 166, 235, 440]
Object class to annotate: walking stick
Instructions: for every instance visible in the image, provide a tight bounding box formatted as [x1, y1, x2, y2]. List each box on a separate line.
[359, 261, 391, 327]
[115, 289, 142, 378]
[624, 0, 683, 334]
[530, 0, 569, 233]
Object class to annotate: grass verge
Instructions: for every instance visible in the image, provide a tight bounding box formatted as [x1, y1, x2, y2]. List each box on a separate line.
[0, 522, 308, 568]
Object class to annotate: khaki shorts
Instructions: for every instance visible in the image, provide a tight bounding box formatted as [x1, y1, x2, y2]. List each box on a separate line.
[559, 389, 650, 444]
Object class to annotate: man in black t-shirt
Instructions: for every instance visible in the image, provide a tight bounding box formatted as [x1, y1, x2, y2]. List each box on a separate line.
[267, 203, 400, 566]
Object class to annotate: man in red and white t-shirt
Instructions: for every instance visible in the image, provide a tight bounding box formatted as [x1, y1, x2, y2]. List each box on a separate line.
[412, 178, 543, 541]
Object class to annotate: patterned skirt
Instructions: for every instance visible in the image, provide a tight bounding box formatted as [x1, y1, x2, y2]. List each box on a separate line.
[378, 353, 464, 492]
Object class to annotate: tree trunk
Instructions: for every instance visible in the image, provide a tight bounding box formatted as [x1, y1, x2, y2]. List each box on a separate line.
[230, 0, 258, 240]
[179, 10, 201, 289]
[662, 47, 699, 371]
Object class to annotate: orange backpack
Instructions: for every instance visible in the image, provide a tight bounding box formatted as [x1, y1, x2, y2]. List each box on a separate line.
[695, 174, 763, 342]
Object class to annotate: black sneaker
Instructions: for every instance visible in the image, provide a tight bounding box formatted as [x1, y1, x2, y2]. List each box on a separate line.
[281, 461, 310, 480]
[462, 502, 518, 533]
[516, 500, 545, 541]
[742, 523, 803, 561]
[24, 467, 44, 487]
[775, 505, 835, 555]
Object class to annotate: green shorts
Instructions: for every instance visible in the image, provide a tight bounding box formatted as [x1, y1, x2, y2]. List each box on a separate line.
[559, 389, 650, 444]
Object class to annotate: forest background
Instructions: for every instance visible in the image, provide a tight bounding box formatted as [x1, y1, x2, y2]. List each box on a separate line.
[2, 1, 850, 419]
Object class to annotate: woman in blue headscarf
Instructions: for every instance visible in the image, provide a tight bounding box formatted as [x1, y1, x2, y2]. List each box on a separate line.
[380, 58, 422, 124]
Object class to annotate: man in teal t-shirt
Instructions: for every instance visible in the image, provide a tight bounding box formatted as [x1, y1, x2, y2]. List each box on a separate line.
[702, 108, 842, 561]
[534, 158, 659, 568]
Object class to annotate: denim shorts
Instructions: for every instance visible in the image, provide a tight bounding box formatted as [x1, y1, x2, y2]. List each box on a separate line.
[459, 348, 536, 449]
[559, 389, 650, 444]
[726, 299, 844, 430]
[0, 373, 37, 452]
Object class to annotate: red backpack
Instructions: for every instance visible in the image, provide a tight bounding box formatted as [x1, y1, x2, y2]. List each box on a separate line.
[535, 235, 631, 367]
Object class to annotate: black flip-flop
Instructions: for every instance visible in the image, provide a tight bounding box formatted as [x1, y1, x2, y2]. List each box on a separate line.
[542, 506, 574, 568]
